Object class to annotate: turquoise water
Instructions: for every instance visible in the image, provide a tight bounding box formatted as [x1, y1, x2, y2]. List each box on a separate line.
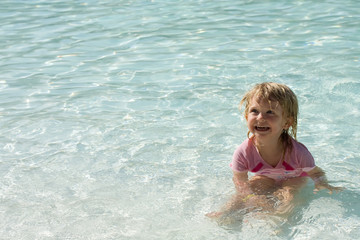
[1, 0, 360, 239]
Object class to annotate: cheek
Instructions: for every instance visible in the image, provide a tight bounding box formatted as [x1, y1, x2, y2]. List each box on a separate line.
[246, 115, 253, 123]
[246, 117, 255, 129]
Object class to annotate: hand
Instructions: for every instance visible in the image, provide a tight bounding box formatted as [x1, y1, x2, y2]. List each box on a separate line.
[205, 211, 224, 219]
[313, 182, 344, 194]
[308, 167, 344, 194]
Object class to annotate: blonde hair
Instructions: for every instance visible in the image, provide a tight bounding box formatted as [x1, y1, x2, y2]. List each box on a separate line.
[240, 82, 299, 150]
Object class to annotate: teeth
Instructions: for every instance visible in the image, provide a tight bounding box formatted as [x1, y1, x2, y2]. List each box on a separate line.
[256, 126, 269, 131]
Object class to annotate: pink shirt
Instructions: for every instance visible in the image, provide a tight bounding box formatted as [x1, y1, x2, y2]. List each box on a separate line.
[230, 137, 316, 181]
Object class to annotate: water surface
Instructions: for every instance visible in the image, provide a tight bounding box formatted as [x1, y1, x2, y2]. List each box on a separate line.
[1, 0, 359, 239]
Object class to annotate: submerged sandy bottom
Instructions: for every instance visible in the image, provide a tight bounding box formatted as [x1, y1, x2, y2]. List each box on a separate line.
[1, 0, 360, 239]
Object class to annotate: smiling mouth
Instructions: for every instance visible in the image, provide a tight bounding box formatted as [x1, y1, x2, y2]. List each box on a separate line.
[255, 126, 270, 131]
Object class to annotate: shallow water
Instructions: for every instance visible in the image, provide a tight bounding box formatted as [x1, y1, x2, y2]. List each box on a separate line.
[1, 0, 359, 239]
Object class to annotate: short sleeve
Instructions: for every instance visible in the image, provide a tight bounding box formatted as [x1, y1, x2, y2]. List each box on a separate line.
[296, 141, 316, 172]
[230, 142, 250, 173]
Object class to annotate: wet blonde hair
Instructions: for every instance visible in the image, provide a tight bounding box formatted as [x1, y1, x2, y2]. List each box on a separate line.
[240, 82, 298, 150]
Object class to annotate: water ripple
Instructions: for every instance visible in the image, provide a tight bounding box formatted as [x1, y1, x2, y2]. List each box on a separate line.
[1, 0, 360, 238]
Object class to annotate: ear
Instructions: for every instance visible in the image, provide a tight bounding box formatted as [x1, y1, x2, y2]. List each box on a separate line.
[284, 117, 294, 130]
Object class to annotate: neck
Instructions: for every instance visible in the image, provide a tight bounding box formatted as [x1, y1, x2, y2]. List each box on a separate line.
[253, 137, 284, 165]
[254, 136, 282, 150]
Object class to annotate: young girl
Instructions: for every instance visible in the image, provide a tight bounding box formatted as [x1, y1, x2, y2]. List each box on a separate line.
[207, 82, 343, 218]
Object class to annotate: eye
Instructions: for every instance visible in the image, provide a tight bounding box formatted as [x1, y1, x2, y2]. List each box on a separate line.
[250, 108, 258, 114]
[266, 110, 275, 114]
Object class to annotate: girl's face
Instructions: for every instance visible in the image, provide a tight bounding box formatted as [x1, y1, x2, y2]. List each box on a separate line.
[246, 97, 290, 143]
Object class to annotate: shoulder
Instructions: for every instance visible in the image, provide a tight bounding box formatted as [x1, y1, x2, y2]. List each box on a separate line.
[233, 138, 253, 155]
[231, 138, 254, 171]
[291, 138, 312, 155]
[233, 138, 258, 164]
[290, 138, 315, 166]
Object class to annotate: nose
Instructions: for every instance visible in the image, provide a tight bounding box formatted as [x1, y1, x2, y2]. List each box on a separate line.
[257, 112, 265, 121]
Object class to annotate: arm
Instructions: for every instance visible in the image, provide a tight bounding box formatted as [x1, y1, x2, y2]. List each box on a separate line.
[306, 166, 343, 194]
[232, 171, 253, 196]
[206, 171, 251, 218]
